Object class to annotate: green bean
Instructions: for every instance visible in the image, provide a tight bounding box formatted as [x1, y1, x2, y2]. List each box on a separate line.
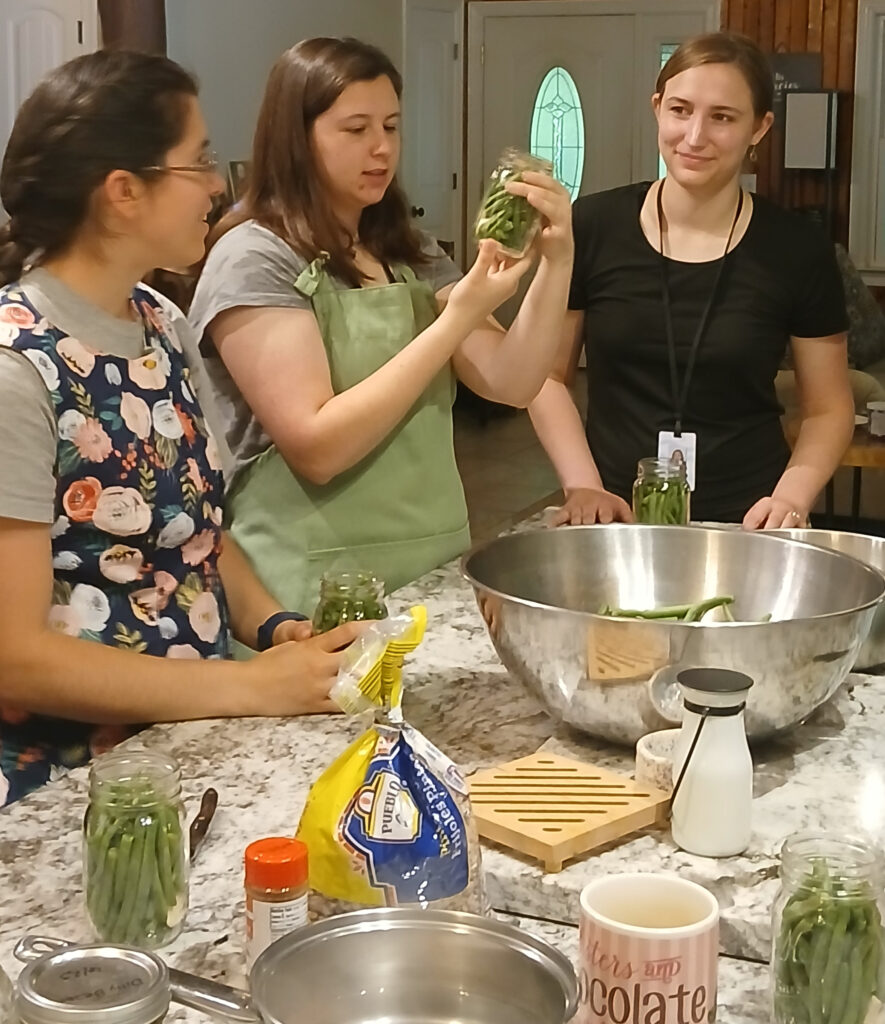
[600, 596, 735, 621]
[111, 832, 134, 915]
[820, 907, 850, 1018]
[155, 810, 178, 909]
[123, 818, 158, 944]
[862, 932, 881, 1002]
[162, 805, 184, 891]
[838, 941, 866, 1024]
[475, 167, 537, 253]
[313, 589, 387, 634]
[633, 479, 691, 525]
[774, 867, 883, 1024]
[807, 922, 832, 1024]
[92, 845, 118, 938]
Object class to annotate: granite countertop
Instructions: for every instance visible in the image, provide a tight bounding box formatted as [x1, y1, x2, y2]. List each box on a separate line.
[0, 526, 881, 1023]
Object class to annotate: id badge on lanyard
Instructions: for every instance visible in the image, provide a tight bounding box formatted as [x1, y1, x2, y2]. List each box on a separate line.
[656, 181, 743, 495]
[657, 430, 697, 490]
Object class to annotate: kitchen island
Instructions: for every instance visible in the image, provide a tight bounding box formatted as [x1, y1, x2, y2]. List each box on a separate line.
[2, 525, 882, 1022]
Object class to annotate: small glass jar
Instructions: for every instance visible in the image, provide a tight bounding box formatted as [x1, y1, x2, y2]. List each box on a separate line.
[632, 456, 690, 525]
[473, 147, 554, 258]
[83, 750, 188, 949]
[771, 831, 884, 1024]
[312, 571, 388, 634]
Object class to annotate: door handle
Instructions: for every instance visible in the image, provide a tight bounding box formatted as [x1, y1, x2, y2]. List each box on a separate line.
[411, 205, 425, 218]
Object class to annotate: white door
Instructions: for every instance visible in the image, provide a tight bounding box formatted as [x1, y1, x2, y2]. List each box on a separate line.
[401, 0, 462, 257]
[0, 0, 97, 172]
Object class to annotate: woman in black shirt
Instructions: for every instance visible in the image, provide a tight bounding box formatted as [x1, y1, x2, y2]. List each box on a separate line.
[529, 32, 853, 526]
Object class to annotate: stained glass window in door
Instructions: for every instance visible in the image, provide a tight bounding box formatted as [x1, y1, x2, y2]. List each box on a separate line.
[529, 66, 585, 201]
[658, 44, 679, 179]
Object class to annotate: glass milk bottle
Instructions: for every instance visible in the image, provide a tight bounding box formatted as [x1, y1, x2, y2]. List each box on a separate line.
[670, 667, 754, 857]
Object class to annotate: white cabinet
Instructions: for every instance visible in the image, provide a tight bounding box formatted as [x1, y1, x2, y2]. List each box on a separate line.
[0, 1, 98, 168]
[851, 0, 885, 279]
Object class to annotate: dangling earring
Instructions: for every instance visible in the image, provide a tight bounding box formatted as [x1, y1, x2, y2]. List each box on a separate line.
[747, 144, 758, 163]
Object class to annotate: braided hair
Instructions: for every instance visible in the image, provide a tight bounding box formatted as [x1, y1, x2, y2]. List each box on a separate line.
[0, 50, 197, 286]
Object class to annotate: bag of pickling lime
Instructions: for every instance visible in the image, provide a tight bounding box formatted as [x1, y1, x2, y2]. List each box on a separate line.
[296, 606, 487, 917]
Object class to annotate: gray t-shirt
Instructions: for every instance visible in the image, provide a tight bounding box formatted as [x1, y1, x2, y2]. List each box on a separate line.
[188, 220, 462, 482]
[0, 268, 226, 523]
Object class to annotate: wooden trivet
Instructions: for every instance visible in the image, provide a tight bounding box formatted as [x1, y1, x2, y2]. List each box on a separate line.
[468, 751, 669, 873]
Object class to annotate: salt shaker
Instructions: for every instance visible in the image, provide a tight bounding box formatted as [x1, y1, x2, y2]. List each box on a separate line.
[670, 667, 754, 857]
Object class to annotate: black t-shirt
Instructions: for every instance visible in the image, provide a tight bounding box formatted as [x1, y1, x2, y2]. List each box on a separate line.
[569, 182, 848, 522]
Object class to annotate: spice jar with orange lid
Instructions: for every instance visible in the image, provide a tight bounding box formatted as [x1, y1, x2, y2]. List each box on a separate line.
[244, 837, 309, 967]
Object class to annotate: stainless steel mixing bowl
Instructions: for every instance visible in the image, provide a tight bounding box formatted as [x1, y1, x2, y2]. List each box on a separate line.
[462, 525, 885, 744]
[768, 529, 885, 672]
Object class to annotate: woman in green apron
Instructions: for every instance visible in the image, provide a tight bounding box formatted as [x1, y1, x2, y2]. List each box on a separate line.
[189, 37, 574, 625]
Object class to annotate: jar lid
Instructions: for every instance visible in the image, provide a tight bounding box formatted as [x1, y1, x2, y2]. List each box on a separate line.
[677, 668, 753, 695]
[245, 837, 309, 891]
[16, 945, 169, 1024]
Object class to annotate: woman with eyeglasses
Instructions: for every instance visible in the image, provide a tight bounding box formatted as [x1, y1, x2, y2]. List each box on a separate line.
[0, 50, 362, 805]
[188, 37, 573, 622]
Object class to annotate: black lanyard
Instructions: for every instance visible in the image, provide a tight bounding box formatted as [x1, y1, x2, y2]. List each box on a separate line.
[657, 181, 743, 436]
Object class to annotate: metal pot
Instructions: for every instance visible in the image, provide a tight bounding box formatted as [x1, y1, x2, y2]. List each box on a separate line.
[16, 908, 579, 1024]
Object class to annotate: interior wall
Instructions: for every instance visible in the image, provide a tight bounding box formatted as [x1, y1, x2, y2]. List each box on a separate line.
[721, 0, 859, 245]
[165, 0, 402, 168]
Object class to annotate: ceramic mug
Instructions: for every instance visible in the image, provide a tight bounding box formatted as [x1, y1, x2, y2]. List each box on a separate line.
[578, 873, 719, 1024]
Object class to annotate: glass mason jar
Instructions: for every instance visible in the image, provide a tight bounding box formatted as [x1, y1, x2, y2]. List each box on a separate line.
[83, 750, 188, 948]
[632, 456, 691, 525]
[312, 571, 388, 634]
[16, 942, 170, 1024]
[473, 147, 554, 258]
[771, 831, 884, 1024]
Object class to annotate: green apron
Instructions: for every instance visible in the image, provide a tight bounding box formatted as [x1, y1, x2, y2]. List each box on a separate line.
[227, 255, 470, 630]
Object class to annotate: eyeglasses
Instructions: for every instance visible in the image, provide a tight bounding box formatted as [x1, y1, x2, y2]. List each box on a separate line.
[142, 151, 220, 175]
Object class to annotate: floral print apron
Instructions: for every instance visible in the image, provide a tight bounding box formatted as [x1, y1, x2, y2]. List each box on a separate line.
[0, 284, 230, 805]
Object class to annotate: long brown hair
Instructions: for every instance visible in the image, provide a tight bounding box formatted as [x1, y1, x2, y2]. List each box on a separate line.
[0, 50, 197, 287]
[210, 37, 426, 287]
[656, 32, 774, 119]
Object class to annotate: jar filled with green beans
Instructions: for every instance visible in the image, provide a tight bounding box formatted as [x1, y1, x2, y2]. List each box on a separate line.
[771, 832, 884, 1024]
[312, 570, 388, 634]
[83, 749, 188, 948]
[473, 148, 553, 258]
[632, 456, 691, 525]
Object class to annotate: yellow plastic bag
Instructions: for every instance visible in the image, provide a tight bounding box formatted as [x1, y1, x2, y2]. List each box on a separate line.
[297, 607, 485, 913]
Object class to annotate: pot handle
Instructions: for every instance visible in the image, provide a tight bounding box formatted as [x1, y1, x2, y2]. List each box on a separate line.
[168, 969, 261, 1024]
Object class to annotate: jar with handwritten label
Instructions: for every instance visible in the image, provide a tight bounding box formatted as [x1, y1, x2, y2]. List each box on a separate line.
[15, 941, 170, 1024]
